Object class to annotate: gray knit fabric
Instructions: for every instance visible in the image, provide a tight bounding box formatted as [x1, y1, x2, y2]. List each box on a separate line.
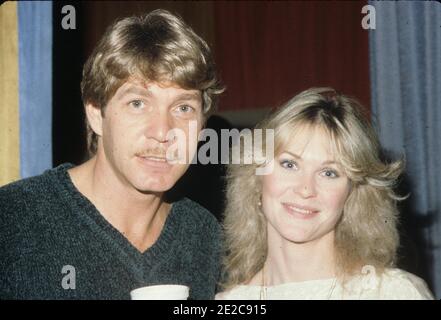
[0, 163, 221, 300]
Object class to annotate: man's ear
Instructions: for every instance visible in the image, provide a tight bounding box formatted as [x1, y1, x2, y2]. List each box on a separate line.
[85, 103, 103, 136]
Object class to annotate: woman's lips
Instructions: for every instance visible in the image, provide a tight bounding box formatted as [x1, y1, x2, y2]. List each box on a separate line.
[282, 203, 320, 219]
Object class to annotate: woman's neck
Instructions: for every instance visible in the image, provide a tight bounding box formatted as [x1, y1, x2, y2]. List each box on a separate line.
[264, 229, 337, 286]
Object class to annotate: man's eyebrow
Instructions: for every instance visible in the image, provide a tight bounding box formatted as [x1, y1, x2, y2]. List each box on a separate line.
[282, 151, 339, 166]
[116, 87, 201, 102]
[174, 92, 202, 102]
[117, 86, 151, 98]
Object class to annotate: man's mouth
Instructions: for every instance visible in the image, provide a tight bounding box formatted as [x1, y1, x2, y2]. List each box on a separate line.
[136, 155, 173, 169]
[139, 156, 167, 162]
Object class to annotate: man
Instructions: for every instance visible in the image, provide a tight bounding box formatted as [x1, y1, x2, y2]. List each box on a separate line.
[0, 10, 224, 299]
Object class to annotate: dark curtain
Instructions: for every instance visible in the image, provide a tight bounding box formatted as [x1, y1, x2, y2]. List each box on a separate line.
[214, 1, 370, 112]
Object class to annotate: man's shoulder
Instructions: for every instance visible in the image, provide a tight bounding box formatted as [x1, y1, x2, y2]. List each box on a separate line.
[173, 198, 222, 241]
[0, 165, 69, 213]
[0, 172, 50, 201]
[172, 197, 221, 234]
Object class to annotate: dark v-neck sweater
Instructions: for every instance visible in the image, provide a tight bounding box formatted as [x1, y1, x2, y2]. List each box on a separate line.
[0, 164, 221, 299]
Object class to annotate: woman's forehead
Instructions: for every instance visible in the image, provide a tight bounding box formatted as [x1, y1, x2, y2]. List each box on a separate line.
[280, 128, 351, 169]
[277, 123, 334, 152]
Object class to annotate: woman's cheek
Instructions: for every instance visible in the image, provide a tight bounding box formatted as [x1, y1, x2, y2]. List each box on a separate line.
[321, 183, 350, 211]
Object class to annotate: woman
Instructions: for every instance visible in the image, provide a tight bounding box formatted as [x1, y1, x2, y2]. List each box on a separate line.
[216, 88, 433, 299]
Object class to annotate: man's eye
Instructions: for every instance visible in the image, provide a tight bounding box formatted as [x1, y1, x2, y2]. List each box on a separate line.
[178, 105, 194, 113]
[280, 159, 297, 170]
[129, 100, 144, 109]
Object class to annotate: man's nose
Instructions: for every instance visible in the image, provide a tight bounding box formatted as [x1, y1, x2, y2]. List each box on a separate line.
[144, 109, 172, 143]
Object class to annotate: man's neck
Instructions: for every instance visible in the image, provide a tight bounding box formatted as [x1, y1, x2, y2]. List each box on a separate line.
[68, 156, 170, 253]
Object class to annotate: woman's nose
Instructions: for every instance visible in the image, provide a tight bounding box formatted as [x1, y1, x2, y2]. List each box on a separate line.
[293, 173, 317, 198]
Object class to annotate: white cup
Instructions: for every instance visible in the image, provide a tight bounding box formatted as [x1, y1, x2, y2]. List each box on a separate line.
[130, 284, 190, 300]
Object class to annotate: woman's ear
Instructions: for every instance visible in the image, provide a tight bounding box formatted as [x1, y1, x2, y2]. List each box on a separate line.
[85, 103, 103, 136]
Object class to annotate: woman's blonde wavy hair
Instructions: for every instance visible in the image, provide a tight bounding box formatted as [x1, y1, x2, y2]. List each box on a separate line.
[221, 87, 405, 290]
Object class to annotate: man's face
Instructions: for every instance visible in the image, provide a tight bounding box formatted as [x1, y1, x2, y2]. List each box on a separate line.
[90, 79, 203, 193]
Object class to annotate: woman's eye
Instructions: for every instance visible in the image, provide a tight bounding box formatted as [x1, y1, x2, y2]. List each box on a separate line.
[129, 100, 144, 109]
[280, 160, 297, 170]
[321, 169, 339, 178]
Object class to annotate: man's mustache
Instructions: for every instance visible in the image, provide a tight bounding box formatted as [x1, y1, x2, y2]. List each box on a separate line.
[136, 147, 167, 158]
[136, 147, 183, 161]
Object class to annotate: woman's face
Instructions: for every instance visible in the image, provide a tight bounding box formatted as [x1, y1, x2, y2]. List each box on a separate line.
[261, 125, 351, 245]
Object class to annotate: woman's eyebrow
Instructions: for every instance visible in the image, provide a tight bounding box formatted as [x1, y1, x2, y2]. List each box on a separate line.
[282, 151, 340, 166]
[321, 160, 338, 166]
[282, 151, 301, 159]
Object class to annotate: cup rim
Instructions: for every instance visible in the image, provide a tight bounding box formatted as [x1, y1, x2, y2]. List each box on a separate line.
[130, 284, 190, 298]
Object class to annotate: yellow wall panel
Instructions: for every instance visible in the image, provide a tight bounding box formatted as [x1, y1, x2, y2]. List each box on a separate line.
[0, 2, 20, 186]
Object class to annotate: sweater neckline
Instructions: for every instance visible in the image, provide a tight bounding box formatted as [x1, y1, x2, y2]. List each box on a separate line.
[50, 163, 181, 263]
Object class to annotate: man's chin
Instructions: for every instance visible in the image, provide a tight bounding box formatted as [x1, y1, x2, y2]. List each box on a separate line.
[133, 179, 176, 195]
